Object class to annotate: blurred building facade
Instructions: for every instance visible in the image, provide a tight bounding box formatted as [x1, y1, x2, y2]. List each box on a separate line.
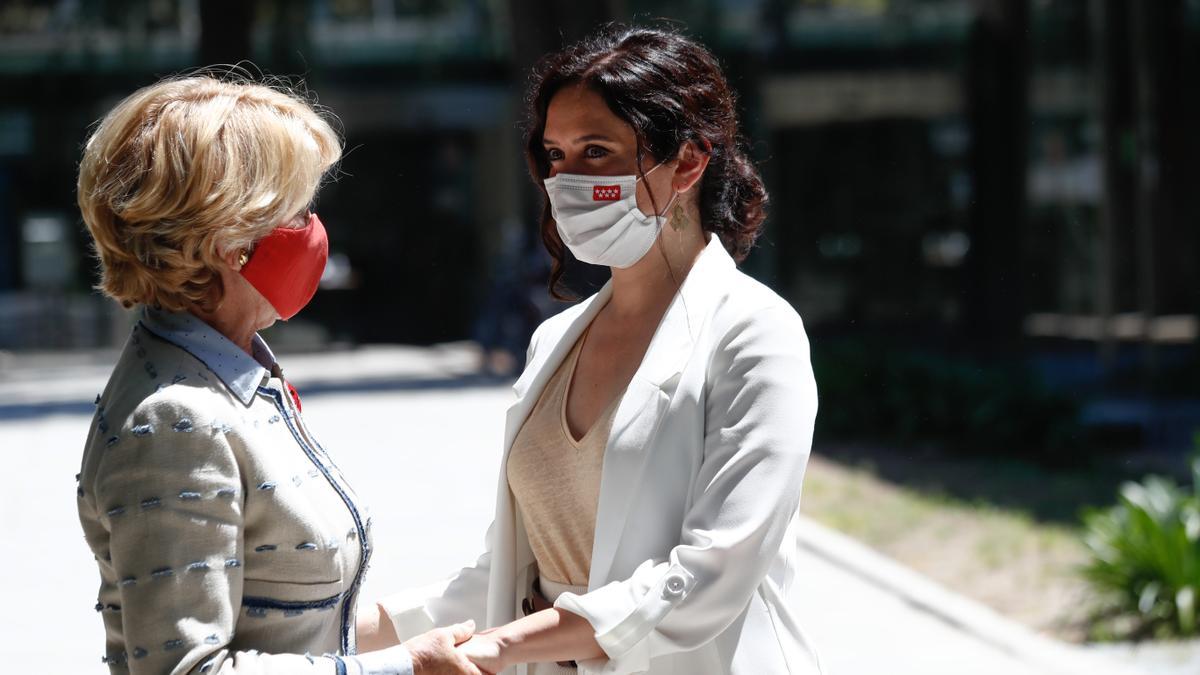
[0, 0, 1197, 381]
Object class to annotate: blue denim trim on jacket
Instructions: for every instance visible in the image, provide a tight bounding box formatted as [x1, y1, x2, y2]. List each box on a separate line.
[243, 594, 343, 611]
[260, 385, 372, 655]
[139, 306, 276, 406]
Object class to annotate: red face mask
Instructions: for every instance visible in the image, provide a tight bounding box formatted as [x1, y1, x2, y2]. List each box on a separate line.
[240, 212, 329, 321]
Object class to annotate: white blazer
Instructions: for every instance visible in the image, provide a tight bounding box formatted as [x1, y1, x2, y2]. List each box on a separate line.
[382, 237, 822, 674]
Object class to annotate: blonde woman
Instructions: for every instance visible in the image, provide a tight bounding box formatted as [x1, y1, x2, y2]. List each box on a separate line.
[372, 27, 821, 675]
[76, 75, 480, 675]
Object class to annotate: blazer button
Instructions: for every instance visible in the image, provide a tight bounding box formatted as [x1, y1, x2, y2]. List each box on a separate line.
[663, 575, 687, 598]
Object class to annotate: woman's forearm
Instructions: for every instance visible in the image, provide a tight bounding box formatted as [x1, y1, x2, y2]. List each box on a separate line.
[467, 608, 605, 671]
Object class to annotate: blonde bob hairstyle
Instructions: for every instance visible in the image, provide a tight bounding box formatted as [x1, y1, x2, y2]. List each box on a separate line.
[77, 73, 342, 312]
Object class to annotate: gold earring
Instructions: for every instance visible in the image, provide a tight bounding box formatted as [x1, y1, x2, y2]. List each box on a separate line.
[238, 251, 249, 267]
[669, 202, 688, 232]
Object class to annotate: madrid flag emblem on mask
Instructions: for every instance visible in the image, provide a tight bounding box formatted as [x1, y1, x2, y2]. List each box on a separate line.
[593, 185, 621, 201]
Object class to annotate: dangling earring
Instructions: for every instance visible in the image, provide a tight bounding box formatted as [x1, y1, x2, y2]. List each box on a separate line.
[669, 201, 688, 232]
[238, 251, 249, 267]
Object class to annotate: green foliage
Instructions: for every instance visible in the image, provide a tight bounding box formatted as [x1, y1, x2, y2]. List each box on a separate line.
[811, 341, 1080, 462]
[1081, 457, 1200, 640]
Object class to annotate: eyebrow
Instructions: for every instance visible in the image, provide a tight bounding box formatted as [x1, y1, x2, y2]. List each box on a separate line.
[542, 133, 617, 146]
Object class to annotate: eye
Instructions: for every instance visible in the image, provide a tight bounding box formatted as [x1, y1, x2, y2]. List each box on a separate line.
[584, 145, 610, 159]
[546, 147, 564, 162]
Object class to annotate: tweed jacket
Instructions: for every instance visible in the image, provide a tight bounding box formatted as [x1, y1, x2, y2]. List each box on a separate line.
[77, 309, 397, 675]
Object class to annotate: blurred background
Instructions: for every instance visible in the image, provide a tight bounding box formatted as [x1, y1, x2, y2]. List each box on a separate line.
[2, 0, 1200, 667]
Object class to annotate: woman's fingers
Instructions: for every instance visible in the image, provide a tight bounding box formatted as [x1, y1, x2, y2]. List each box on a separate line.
[406, 623, 481, 675]
[451, 619, 476, 645]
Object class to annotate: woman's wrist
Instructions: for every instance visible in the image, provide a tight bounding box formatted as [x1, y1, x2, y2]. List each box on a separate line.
[460, 608, 600, 672]
[485, 625, 519, 671]
[491, 608, 587, 670]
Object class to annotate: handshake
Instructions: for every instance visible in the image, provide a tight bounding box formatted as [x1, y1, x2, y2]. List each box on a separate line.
[354, 586, 602, 674]
[357, 618, 506, 675]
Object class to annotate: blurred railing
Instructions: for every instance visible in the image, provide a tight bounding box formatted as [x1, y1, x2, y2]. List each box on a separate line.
[0, 0, 508, 74]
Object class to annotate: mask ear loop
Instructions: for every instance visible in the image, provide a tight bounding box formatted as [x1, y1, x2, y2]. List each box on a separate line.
[634, 140, 671, 278]
[643, 143, 694, 339]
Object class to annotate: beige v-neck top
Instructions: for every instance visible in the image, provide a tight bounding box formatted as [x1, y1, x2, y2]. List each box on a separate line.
[506, 335, 624, 586]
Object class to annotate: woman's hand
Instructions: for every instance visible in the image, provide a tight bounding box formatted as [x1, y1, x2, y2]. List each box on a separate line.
[457, 629, 506, 674]
[351, 621, 481, 675]
[405, 621, 485, 675]
[455, 608, 604, 673]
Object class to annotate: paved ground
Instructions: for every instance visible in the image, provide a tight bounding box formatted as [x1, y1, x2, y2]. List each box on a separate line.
[0, 345, 1185, 674]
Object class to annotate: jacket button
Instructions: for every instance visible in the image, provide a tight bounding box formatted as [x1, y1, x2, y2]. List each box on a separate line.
[664, 575, 687, 598]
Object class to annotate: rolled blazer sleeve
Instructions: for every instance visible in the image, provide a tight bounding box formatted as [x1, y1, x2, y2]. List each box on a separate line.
[89, 394, 354, 675]
[553, 304, 818, 674]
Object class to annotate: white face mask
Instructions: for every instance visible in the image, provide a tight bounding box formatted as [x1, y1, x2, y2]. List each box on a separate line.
[544, 162, 678, 269]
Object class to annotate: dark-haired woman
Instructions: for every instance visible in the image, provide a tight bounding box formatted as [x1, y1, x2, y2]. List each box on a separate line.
[372, 26, 821, 675]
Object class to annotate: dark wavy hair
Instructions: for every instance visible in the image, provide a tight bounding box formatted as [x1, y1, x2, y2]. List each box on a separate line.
[524, 25, 769, 299]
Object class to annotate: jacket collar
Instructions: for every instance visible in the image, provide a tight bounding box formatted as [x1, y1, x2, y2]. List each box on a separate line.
[138, 306, 276, 406]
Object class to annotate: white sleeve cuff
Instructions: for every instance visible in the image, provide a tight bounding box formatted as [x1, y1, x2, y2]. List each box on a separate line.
[344, 646, 414, 675]
[553, 562, 695, 674]
[377, 582, 444, 641]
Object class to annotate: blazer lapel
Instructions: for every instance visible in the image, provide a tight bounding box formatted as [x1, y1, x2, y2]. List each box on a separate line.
[588, 378, 672, 587]
[589, 237, 735, 585]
